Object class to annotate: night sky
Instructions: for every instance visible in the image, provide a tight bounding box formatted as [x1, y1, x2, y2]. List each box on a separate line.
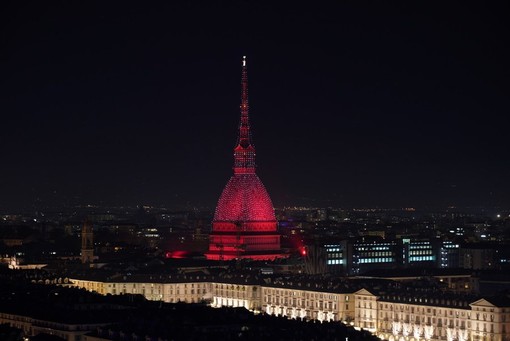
[1, 1, 509, 211]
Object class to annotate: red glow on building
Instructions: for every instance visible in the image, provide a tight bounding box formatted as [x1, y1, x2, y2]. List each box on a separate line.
[206, 57, 284, 261]
[165, 250, 189, 259]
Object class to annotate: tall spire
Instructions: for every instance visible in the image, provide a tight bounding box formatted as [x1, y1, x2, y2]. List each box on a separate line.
[206, 56, 283, 261]
[234, 56, 256, 174]
[239, 55, 251, 148]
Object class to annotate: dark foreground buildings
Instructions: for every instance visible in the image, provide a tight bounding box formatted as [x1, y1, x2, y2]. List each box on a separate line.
[0, 270, 378, 341]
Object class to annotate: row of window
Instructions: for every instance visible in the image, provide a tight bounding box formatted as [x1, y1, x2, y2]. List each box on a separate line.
[409, 245, 432, 249]
[355, 246, 392, 251]
[409, 250, 433, 256]
[409, 256, 435, 262]
[358, 257, 394, 264]
[327, 259, 344, 265]
[264, 297, 339, 310]
[357, 251, 393, 257]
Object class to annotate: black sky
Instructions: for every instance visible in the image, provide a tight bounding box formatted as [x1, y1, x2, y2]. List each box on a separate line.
[1, 1, 509, 211]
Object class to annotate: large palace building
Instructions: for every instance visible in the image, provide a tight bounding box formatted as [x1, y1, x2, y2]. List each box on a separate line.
[205, 57, 283, 261]
[67, 273, 510, 341]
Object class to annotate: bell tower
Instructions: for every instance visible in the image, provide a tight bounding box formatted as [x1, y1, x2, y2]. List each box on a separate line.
[81, 219, 94, 264]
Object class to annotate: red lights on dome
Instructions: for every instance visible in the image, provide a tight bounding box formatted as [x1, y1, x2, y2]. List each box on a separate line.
[214, 174, 276, 222]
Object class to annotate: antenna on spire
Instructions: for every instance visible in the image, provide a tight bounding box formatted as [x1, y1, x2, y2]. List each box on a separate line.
[242, 55, 247, 67]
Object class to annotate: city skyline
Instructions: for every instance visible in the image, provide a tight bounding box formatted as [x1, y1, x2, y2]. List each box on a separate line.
[1, 2, 509, 211]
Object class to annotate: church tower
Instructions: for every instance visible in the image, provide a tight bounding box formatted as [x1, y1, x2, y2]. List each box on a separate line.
[81, 219, 94, 264]
[206, 57, 283, 261]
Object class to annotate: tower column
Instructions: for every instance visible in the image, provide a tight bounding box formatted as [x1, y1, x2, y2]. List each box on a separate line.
[81, 220, 94, 264]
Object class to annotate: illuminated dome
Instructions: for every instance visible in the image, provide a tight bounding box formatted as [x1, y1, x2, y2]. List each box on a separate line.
[206, 57, 284, 261]
[214, 174, 276, 222]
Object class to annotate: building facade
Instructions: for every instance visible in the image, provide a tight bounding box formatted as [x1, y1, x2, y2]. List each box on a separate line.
[355, 289, 510, 341]
[69, 275, 510, 341]
[0, 311, 110, 341]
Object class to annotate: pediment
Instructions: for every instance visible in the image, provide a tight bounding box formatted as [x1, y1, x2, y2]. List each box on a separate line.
[354, 288, 376, 297]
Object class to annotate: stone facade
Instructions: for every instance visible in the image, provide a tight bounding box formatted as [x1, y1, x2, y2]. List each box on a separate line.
[69, 276, 510, 341]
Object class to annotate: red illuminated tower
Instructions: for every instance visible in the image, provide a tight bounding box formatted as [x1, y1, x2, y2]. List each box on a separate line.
[206, 56, 283, 261]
